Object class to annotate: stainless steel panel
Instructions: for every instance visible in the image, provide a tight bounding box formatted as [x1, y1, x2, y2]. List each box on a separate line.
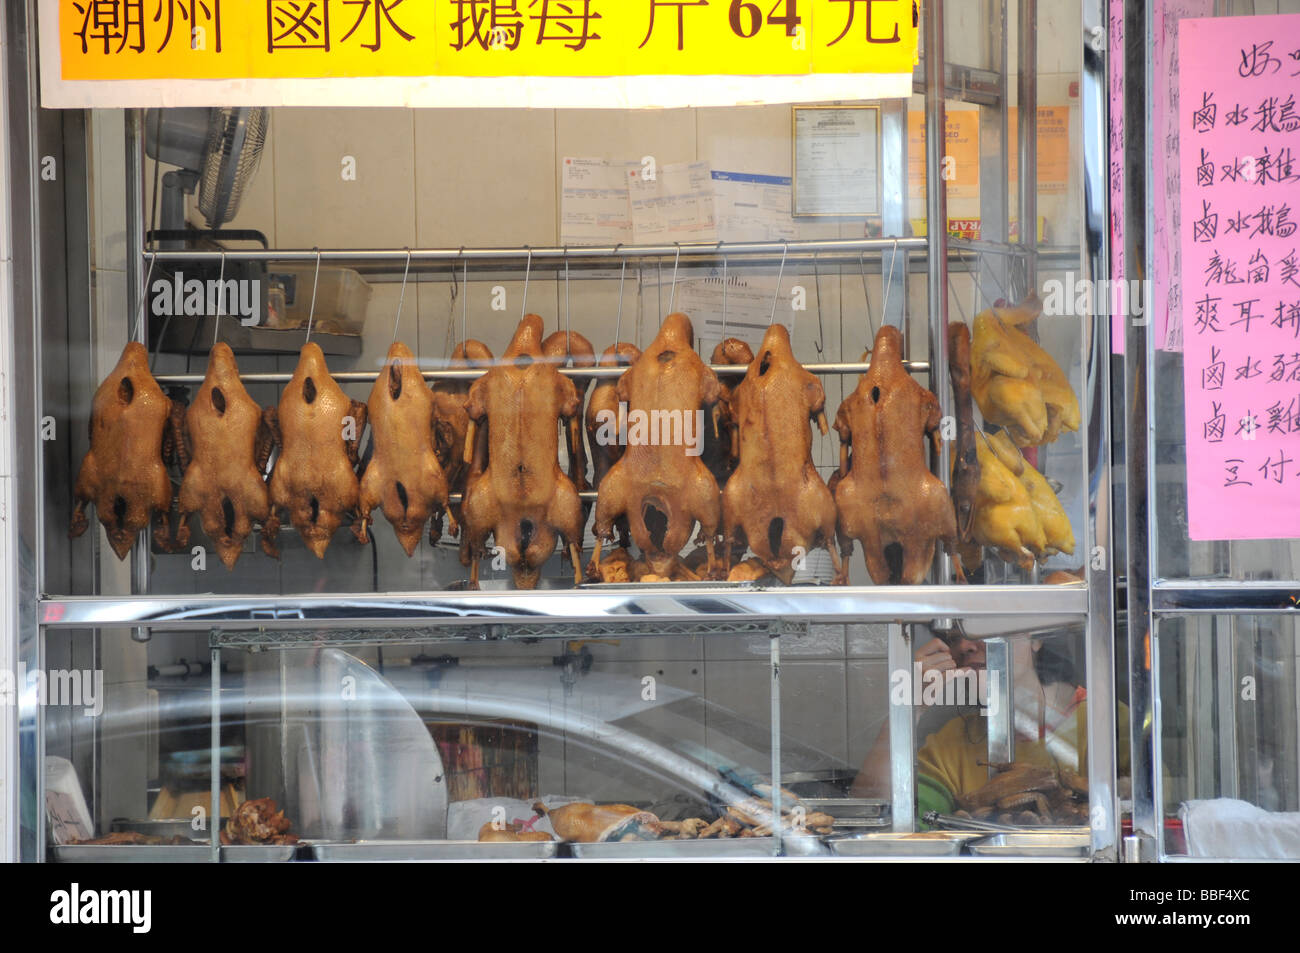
[38, 586, 1091, 629]
[220, 845, 299, 863]
[52, 844, 212, 863]
[310, 840, 559, 861]
[966, 832, 1091, 857]
[827, 832, 977, 857]
[568, 837, 778, 858]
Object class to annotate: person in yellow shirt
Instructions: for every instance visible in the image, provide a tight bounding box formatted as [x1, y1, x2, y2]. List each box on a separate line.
[853, 630, 1129, 817]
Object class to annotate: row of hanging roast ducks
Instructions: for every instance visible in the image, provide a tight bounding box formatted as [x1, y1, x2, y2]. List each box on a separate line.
[70, 292, 1081, 589]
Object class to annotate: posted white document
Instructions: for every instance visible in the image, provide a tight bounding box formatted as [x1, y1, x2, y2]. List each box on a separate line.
[561, 157, 635, 246]
[712, 171, 798, 242]
[628, 160, 717, 244]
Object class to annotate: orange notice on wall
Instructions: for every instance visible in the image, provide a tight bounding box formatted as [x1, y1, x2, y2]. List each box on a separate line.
[1009, 106, 1072, 194]
[908, 110, 981, 201]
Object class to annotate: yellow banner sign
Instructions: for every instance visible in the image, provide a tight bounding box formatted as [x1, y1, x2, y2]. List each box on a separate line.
[56, 0, 919, 80]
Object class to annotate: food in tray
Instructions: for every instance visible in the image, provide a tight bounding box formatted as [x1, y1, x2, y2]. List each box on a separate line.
[533, 801, 665, 842]
[70, 342, 184, 560]
[954, 761, 1089, 827]
[970, 431, 1074, 569]
[588, 313, 724, 582]
[832, 325, 957, 585]
[947, 324, 981, 558]
[356, 342, 453, 557]
[261, 343, 367, 559]
[703, 337, 754, 492]
[970, 293, 1081, 447]
[71, 831, 193, 846]
[220, 797, 300, 846]
[461, 315, 586, 589]
[174, 343, 274, 570]
[542, 330, 597, 495]
[721, 324, 845, 585]
[476, 821, 554, 843]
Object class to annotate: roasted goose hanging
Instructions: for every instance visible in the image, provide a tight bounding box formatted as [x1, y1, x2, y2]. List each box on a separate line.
[174, 343, 273, 569]
[71, 342, 183, 560]
[589, 313, 723, 580]
[833, 324, 957, 585]
[460, 314, 585, 589]
[357, 341, 454, 557]
[262, 343, 366, 559]
[721, 324, 845, 584]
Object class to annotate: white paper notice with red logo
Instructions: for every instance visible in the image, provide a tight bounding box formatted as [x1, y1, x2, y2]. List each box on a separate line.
[1179, 14, 1300, 540]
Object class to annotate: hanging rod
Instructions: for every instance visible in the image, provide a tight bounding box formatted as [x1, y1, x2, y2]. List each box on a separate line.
[151, 360, 931, 387]
[141, 236, 929, 266]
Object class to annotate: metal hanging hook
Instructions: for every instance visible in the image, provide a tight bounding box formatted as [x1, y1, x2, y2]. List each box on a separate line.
[391, 247, 412, 348]
[304, 247, 322, 344]
[614, 248, 627, 345]
[211, 250, 227, 347]
[859, 250, 877, 342]
[521, 246, 532, 319]
[768, 240, 788, 326]
[134, 252, 157, 346]
[812, 251, 825, 357]
[563, 246, 572, 357]
[460, 247, 468, 346]
[667, 242, 682, 315]
[880, 239, 900, 334]
[721, 246, 729, 338]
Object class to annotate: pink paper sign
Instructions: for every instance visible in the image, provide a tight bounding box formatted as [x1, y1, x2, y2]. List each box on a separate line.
[1109, 0, 1126, 356]
[1179, 14, 1300, 541]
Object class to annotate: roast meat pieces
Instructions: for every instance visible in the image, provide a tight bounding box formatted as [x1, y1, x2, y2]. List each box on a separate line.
[71, 342, 182, 560]
[357, 342, 453, 556]
[833, 325, 957, 585]
[262, 343, 366, 559]
[532, 801, 664, 842]
[589, 313, 723, 580]
[702, 337, 754, 490]
[221, 797, 300, 846]
[970, 294, 1081, 447]
[461, 314, 585, 589]
[721, 324, 845, 585]
[175, 343, 273, 570]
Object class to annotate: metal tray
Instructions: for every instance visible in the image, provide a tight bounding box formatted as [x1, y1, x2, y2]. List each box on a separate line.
[801, 798, 889, 818]
[568, 837, 779, 858]
[111, 819, 226, 840]
[52, 844, 211, 863]
[966, 833, 1091, 857]
[827, 832, 980, 857]
[221, 844, 301, 862]
[309, 840, 559, 861]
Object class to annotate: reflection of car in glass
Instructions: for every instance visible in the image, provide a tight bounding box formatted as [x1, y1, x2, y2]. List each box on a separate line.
[76, 647, 858, 849]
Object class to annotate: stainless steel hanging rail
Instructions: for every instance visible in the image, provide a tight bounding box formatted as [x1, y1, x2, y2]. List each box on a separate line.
[141, 236, 928, 265]
[150, 359, 931, 386]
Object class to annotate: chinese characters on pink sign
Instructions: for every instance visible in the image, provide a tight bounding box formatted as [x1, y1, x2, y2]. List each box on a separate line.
[1179, 14, 1300, 540]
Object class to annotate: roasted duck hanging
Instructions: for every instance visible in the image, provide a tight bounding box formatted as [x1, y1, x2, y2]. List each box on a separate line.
[262, 343, 366, 559]
[431, 339, 493, 495]
[702, 337, 754, 489]
[543, 329, 596, 494]
[586, 342, 641, 550]
[589, 313, 723, 580]
[947, 323, 982, 579]
[833, 324, 956, 585]
[721, 324, 845, 584]
[460, 314, 585, 588]
[357, 342, 453, 557]
[71, 342, 182, 560]
[174, 343, 273, 569]
[970, 293, 1080, 447]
